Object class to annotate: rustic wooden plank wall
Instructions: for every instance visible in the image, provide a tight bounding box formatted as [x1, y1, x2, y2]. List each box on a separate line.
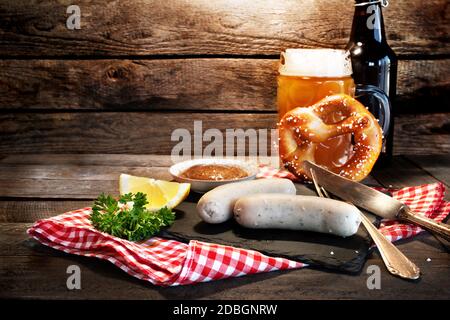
[0, 0, 448, 155]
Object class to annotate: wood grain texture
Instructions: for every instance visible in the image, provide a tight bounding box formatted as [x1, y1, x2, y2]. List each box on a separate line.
[0, 223, 449, 299]
[0, 165, 171, 198]
[0, 200, 92, 223]
[0, 112, 277, 155]
[0, 165, 172, 198]
[0, 112, 448, 155]
[0, 154, 441, 200]
[396, 60, 450, 114]
[0, 59, 448, 112]
[0, 165, 170, 181]
[0, 0, 448, 57]
[393, 113, 450, 155]
[406, 154, 450, 188]
[0, 154, 173, 167]
[0, 59, 276, 111]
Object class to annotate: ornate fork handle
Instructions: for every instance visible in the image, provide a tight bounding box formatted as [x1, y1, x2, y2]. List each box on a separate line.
[359, 211, 420, 280]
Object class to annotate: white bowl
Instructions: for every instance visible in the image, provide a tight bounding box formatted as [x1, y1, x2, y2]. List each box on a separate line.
[169, 158, 258, 193]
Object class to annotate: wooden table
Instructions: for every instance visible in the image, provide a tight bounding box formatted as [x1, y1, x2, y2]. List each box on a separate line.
[1, 154, 449, 300]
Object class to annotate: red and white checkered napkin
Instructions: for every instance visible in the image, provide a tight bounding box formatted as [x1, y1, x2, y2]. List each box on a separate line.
[27, 208, 303, 286]
[28, 166, 449, 286]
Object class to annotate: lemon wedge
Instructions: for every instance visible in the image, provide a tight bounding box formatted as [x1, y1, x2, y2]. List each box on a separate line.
[119, 174, 190, 210]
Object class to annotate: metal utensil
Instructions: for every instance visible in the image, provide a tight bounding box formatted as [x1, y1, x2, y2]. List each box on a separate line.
[310, 169, 420, 280]
[302, 160, 450, 242]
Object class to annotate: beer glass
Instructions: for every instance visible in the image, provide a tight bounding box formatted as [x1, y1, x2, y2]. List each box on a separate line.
[277, 49, 391, 168]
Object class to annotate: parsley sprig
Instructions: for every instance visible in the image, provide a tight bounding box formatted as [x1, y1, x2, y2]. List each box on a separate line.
[90, 192, 175, 241]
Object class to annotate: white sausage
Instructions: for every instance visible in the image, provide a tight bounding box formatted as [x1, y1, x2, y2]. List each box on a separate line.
[234, 194, 361, 237]
[197, 178, 296, 224]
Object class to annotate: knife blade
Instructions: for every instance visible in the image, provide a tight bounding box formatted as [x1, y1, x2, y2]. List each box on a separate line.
[301, 160, 450, 241]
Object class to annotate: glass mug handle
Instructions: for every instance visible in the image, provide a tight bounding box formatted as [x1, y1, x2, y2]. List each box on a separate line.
[355, 84, 391, 137]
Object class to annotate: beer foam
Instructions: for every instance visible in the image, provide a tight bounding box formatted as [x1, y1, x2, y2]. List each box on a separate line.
[278, 49, 352, 77]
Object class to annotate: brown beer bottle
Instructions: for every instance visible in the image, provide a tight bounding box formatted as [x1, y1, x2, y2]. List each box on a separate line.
[346, 0, 397, 166]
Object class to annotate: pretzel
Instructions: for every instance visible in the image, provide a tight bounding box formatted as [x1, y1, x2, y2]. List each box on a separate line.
[278, 94, 382, 181]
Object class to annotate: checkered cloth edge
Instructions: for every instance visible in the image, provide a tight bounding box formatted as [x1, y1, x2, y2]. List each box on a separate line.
[28, 165, 449, 286]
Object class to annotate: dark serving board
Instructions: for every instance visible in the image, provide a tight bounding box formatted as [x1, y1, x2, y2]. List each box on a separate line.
[161, 183, 377, 274]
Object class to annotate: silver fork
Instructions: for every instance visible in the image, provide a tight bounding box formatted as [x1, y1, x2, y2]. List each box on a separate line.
[309, 169, 421, 280]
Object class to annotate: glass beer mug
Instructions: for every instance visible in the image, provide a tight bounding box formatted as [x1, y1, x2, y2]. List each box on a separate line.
[277, 48, 391, 168]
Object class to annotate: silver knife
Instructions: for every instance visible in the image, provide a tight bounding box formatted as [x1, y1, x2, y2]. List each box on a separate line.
[302, 160, 450, 242]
